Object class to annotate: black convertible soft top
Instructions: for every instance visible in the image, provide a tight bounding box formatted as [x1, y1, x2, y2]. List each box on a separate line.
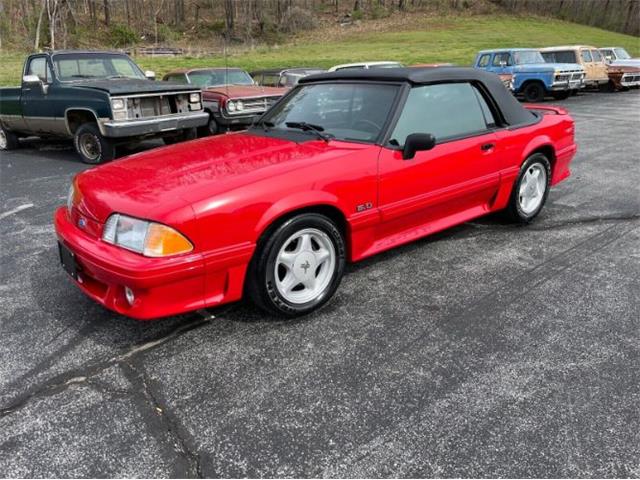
[300, 67, 536, 127]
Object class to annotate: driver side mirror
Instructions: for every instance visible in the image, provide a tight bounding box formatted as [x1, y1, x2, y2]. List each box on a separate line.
[499, 61, 507, 68]
[22, 74, 48, 94]
[605, 55, 612, 62]
[402, 133, 436, 160]
[145, 70, 156, 80]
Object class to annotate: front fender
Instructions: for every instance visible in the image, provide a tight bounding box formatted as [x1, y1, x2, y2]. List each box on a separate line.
[254, 191, 344, 237]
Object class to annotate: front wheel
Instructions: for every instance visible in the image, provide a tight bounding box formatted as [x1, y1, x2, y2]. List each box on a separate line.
[246, 213, 346, 317]
[74, 123, 115, 164]
[198, 114, 218, 137]
[505, 153, 551, 223]
[0, 124, 20, 150]
[522, 82, 546, 103]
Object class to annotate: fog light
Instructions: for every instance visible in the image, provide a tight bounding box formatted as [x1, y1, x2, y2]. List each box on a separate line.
[124, 287, 135, 306]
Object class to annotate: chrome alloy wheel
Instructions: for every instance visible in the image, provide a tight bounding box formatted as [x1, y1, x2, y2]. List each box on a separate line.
[274, 228, 336, 304]
[0, 129, 7, 150]
[78, 132, 101, 161]
[518, 163, 547, 214]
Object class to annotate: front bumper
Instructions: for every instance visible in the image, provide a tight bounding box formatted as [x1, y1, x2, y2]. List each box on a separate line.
[620, 74, 640, 87]
[551, 79, 585, 90]
[100, 111, 209, 138]
[215, 111, 263, 128]
[54, 207, 251, 320]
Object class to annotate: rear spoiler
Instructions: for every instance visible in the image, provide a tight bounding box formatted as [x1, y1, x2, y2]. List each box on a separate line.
[524, 104, 568, 116]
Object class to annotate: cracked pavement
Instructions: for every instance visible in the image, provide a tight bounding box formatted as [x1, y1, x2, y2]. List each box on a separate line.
[0, 92, 639, 477]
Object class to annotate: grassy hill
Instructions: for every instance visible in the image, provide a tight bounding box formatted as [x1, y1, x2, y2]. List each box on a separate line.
[1, 14, 638, 86]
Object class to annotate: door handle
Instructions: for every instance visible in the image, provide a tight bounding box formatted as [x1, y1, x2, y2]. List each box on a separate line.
[481, 143, 495, 151]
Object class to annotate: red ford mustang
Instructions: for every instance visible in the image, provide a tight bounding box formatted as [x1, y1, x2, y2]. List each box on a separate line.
[55, 68, 576, 319]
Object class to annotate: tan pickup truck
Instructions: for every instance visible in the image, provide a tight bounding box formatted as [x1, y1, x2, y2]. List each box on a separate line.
[540, 45, 609, 89]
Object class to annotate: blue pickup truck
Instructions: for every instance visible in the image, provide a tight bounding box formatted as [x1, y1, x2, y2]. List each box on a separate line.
[473, 48, 585, 102]
[0, 51, 209, 163]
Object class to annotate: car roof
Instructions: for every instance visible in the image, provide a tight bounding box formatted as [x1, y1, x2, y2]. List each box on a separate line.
[44, 50, 130, 56]
[329, 61, 401, 70]
[477, 48, 537, 54]
[539, 45, 597, 51]
[300, 66, 536, 128]
[164, 67, 245, 76]
[251, 67, 325, 75]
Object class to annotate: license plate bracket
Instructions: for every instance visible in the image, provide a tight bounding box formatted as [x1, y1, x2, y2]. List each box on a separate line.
[58, 242, 78, 280]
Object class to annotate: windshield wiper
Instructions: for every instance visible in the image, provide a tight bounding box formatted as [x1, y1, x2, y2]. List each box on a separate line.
[70, 74, 98, 79]
[106, 75, 128, 79]
[285, 121, 332, 142]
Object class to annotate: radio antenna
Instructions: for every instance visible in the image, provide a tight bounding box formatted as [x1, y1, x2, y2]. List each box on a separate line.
[224, 34, 229, 97]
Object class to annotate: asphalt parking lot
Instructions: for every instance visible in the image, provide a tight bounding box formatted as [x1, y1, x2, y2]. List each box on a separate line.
[1, 91, 639, 478]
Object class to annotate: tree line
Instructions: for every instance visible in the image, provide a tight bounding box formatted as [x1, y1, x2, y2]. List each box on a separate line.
[0, 0, 637, 52]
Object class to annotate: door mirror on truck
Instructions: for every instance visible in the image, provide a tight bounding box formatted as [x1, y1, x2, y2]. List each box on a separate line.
[145, 70, 156, 80]
[22, 75, 49, 94]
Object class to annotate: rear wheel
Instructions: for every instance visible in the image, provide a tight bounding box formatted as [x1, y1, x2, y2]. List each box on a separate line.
[505, 153, 551, 223]
[246, 213, 346, 317]
[522, 82, 546, 103]
[74, 123, 115, 164]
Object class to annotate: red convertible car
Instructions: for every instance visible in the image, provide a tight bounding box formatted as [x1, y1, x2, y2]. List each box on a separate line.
[55, 68, 576, 319]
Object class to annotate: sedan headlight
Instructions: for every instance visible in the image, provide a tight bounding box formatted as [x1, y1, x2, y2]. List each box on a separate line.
[236, 100, 244, 111]
[111, 98, 126, 110]
[227, 100, 236, 112]
[102, 213, 193, 257]
[189, 92, 200, 103]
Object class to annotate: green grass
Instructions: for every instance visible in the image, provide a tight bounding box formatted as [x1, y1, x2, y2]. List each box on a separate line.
[1, 15, 638, 86]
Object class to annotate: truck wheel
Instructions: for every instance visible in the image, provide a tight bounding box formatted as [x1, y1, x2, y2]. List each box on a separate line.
[505, 153, 551, 223]
[0, 125, 20, 150]
[522, 82, 545, 102]
[551, 91, 570, 100]
[74, 123, 115, 164]
[163, 128, 197, 145]
[198, 115, 218, 137]
[246, 213, 346, 318]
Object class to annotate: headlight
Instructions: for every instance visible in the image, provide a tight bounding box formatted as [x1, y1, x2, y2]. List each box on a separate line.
[236, 100, 244, 111]
[102, 214, 193, 257]
[111, 98, 126, 110]
[189, 92, 200, 103]
[227, 100, 236, 112]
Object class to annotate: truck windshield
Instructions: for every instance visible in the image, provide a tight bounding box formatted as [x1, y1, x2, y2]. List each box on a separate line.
[53, 53, 146, 81]
[513, 51, 546, 65]
[614, 48, 631, 60]
[188, 70, 254, 87]
[259, 83, 398, 143]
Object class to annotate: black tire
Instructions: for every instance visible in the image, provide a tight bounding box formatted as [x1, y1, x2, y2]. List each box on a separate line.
[0, 124, 20, 150]
[198, 114, 218, 137]
[522, 82, 546, 103]
[163, 127, 197, 145]
[505, 153, 551, 223]
[73, 123, 115, 164]
[246, 213, 346, 317]
[551, 90, 571, 100]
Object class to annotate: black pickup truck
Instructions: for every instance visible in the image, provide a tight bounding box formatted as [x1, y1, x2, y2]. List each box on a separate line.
[0, 51, 209, 163]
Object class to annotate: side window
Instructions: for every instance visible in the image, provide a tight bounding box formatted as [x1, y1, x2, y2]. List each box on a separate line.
[390, 83, 492, 146]
[492, 53, 511, 66]
[581, 50, 593, 63]
[27, 57, 52, 83]
[473, 87, 497, 128]
[167, 74, 188, 84]
[478, 54, 491, 67]
[591, 49, 603, 62]
[541, 52, 555, 63]
[601, 49, 613, 59]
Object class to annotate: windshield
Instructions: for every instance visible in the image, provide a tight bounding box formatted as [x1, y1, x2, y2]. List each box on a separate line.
[53, 53, 145, 81]
[513, 51, 545, 65]
[188, 70, 254, 87]
[260, 83, 398, 143]
[614, 48, 631, 59]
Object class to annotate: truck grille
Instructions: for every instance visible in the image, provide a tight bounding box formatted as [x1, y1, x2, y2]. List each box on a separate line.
[125, 93, 195, 120]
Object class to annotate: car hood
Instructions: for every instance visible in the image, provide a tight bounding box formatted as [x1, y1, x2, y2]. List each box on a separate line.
[610, 59, 640, 68]
[74, 132, 348, 223]
[203, 85, 287, 99]
[72, 78, 197, 95]
[608, 64, 640, 73]
[514, 63, 583, 73]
